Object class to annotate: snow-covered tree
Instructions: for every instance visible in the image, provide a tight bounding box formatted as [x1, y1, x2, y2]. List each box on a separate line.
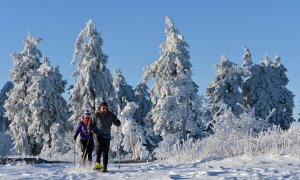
[206, 55, 244, 124]
[133, 83, 154, 152]
[26, 58, 71, 155]
[242, 55, 273, 123]
[113, 69, 135, 111]
[4, 32, 42, 155]
[242, 47, 254, 77]
[133, 82, 152, 125]
[143, 16, 203, 147]
[267, 55, 294, 129]
[120, 102, 149, 160]
[69, 19, 118, 125]
[0, 81, 13, 155]
[0, 81, 13, 132]
[242, 54, 295, 129]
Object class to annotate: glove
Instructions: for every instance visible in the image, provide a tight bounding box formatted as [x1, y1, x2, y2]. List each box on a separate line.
[73, 135, 77, 141]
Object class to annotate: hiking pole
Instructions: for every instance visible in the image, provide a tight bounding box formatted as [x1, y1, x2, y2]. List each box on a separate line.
[74, 139, 76, 168]
[117, 126, 120, 169]
[117, 97, 126, 169]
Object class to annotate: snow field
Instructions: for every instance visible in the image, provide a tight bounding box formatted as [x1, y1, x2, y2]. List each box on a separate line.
[1, 155, 300, 179]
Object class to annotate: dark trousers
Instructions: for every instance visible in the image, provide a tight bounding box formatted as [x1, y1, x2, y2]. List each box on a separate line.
[96, 135, 110, 169]
[80, 139, 94, 161]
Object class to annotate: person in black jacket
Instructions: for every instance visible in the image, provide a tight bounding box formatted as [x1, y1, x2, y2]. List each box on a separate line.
[88, 102, 121, 172]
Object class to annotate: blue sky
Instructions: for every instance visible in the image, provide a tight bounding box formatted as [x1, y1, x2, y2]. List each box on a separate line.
[0, 0, 299, 119]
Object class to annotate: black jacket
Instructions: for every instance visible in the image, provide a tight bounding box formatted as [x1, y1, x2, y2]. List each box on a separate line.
[88, 111, 121, 139]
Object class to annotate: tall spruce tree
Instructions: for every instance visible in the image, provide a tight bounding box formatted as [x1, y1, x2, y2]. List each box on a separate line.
[267, 55, 294, 129]
[4, 32, 42, 155]
[26, 59, 71, 155]
[242, 54, 295, 129]
[143, 17, 203, 147]
[243, 55, 273, 122]
[69, 19, 118, 125]
[206, 55, 244, 123]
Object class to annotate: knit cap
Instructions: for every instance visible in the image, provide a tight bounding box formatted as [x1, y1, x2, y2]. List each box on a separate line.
[83, 108, 91, 115]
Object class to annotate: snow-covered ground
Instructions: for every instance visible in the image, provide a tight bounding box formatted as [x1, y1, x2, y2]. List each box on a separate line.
[1, 155, 300, 179]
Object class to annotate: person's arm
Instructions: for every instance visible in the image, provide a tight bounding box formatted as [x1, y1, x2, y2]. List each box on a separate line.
[112, 114, 121, 127]
[88, 113, 96, 134]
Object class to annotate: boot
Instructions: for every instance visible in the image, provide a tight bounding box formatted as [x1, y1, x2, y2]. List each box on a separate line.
[93, 163, 103, 171]
[101, 165, 108, 172]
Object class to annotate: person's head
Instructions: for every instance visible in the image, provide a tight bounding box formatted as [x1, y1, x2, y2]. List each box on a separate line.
[82, 109, 91, 125]
[98, 102, 109, 113]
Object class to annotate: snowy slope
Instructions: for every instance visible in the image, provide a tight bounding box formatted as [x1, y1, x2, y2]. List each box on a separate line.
[1, 155, 300, 179]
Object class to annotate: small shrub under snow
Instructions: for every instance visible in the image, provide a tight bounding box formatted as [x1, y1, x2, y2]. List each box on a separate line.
[156, 108, 300, 163]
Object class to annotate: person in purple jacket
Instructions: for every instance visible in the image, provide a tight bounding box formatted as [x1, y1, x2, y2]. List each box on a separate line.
[74, 109, 94, 166]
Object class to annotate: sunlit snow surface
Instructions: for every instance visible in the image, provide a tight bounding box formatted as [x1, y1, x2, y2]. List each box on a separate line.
[1, 155, 300, 179]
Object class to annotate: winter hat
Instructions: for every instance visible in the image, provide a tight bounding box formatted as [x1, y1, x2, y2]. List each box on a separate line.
[83, 108, 91, 115]
[99, 102, 108, 107]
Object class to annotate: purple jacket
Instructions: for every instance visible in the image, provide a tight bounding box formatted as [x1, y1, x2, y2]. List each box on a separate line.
[74, 121, 93, 141]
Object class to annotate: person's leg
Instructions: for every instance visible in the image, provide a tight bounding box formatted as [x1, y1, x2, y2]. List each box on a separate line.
[87, 147, 93, 166]
[102, 138, 110, 171]
[80, 140, 88, 165]
[87, 140, 94, 162]
[96, 136, 102, 164]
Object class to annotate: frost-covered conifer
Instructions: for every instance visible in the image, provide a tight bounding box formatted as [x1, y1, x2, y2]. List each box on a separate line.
[26, 59, 71, 155]
[242, 47, 255, 77]
[206, 55, 244, 124]
[242, 54, 295, 129]
[243, 55, 274, 121]
[4, 32, 42, 155]
[120, 102, 149, 160]
[113, 69, 135, 111]
[133, 83, 155, 151]
[143, 16, 203, 147]
[69, 19, 118, 125]
[267, 55, 294, 129]
[0, 81, 13, 155]
[0, 81, 13, 132]
[133, 83, 154, 152]
[133, 83, 152, 125]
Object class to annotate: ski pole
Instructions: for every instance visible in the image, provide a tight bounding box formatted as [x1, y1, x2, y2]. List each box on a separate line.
[74, 139, 76, 168]
[117, 97, 125, 169]
[117, 126, 120, 169]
